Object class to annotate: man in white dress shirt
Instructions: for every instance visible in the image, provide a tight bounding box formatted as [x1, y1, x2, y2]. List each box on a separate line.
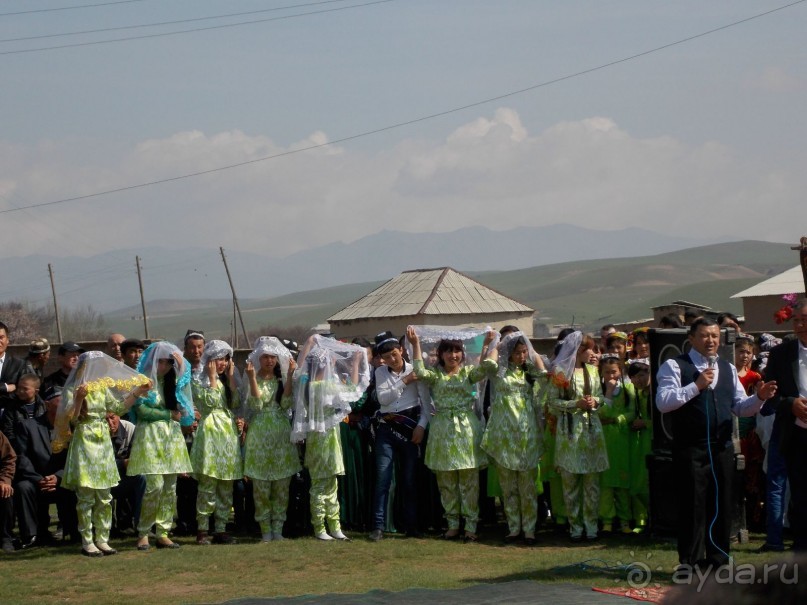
[656, 317, 777, 568]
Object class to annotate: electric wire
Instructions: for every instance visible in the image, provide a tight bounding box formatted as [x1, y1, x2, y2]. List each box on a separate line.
[0, 0, 354, 43]
[0, 0, 148, 17]
[1, 0, 803, 216]
[0, 0, 394, 55]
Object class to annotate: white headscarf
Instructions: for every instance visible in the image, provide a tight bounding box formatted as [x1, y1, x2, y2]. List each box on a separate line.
[290, 335, 370, 442]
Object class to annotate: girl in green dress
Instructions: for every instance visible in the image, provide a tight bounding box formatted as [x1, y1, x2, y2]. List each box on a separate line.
[243, 337, 299, 542]
[627, 359, 652, 533]
[547, 331, 608, 542]
[598, 355, 635, 534]
[481, 331, 546, 544]
[129, 341, 195, 551]
[191, 340, 243, 545]
[292, 335, 370, 541]
[407, 325, 495, 542]
[56, 351, 151, 557]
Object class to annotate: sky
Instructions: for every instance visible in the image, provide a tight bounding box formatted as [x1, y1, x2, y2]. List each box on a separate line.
[1, 0, 806, 268]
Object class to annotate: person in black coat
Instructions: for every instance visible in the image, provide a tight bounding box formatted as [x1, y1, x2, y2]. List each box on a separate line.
[13, 387, 77, 547]
[763, 298, 807, 552]
[0, 321, 26, 396]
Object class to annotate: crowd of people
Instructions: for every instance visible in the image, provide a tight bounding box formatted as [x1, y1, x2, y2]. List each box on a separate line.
[0, 303, 805, 563]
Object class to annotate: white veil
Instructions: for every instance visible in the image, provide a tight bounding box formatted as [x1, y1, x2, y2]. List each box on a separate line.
[493, 331, 539, 379]
[290, 335, 370, 442]
[53, 351, 149, 453]
[405, 324, 491, 366]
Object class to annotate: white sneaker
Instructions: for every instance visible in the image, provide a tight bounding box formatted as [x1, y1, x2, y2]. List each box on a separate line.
[315, 532, 334, 541]
[272, 532, 285, 542]
[261, 532, 273, 542]
[329, 530, 351, 541]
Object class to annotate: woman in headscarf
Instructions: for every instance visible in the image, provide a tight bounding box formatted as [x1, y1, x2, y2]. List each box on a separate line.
[127, 341, 194, 551]
[292, 335, 370, 541]
[56, 351, 151, 556]
[547, 331, 608, 542]
[407, 325, 495, 542]
[191, 340, 243, 545]
[243, 337, 299, 542]
[480, 331, 547, 545]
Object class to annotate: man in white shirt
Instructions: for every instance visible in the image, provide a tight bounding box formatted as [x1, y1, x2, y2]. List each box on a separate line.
[368, 331, 431, 541]
[656, 317, 776, 568]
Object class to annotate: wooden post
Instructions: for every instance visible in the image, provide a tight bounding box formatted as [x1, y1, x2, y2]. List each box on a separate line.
[136, 256, 150, 339]
[219, 247, 249, 346]
[48, 263, 63, 343]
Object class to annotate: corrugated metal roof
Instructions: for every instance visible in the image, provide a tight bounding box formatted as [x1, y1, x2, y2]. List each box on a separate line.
[731, 265, 804, 299]
[328, 267, 533, 321]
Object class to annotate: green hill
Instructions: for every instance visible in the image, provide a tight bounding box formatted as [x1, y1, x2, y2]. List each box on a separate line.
[105, 240, 795, 340]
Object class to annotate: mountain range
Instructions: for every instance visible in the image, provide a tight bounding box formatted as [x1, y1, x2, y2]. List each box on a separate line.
[0, 224, 729, 313]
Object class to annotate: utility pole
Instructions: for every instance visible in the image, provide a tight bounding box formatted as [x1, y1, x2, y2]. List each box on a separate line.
[219, 247, 249, 346]
[136, 256, 150, 339]
[48, 263, 63, 343]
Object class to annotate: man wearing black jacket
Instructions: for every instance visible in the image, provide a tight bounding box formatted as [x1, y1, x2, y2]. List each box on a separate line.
[13, 387, 77, 547]
[0, 321, 25, 396]
[763, 298, 807, 552]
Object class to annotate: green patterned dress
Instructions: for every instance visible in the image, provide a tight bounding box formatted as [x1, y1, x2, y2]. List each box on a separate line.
[127, 381, 193, 476]
[63, 389, 126, 490]
[302, 380, 349, 480]
[480, 359, 545, 471]
[547, 365, 609, 474]
[413, 360, 487, 472]
[244, 377, 300, 481]
[190, 382, 243, 480]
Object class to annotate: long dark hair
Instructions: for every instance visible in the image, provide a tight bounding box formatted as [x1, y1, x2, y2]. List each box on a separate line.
[163, 368, 179, 411]
[217, 356, 233, 406]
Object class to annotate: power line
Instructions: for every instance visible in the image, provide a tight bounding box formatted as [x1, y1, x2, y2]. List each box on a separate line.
[0, 0, 353, 43]
[0, 0, 804, 215]
[0, 0, 393, 55]
[0, 0, 148, 17]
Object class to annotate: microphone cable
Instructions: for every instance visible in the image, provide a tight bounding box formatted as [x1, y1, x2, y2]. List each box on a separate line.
[704, 356, 732, 564]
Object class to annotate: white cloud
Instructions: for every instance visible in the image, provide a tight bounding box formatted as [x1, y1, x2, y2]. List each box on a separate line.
[745, 66, 805, 93]
[1, 108, 804, 262]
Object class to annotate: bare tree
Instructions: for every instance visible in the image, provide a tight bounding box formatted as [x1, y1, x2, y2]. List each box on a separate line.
[0, 301, 50, 342]
[0, 300, 108, 342]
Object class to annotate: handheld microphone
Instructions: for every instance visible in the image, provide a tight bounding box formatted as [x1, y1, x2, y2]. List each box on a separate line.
[708, 355, 717, 369]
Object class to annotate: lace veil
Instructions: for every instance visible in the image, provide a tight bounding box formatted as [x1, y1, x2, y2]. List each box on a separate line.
[53, 351, 149, 452]
[290, 335, 370, 442]
[136, 341, 195, 426]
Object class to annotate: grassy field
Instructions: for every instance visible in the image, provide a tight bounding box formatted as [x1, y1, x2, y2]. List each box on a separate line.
[0, 528, 793, 605]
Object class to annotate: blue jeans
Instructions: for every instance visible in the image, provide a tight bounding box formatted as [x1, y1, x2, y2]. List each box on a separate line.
[766, 427, 788, 548]
[372, 423, 419, 532]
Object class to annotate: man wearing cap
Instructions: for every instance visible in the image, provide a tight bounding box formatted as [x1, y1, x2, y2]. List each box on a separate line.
[183, 330, 205, 381]
[39, 341, 84, 398]
[13, 386, 78, 547]
[368, 331, 430, 541]
[120, 339, 146, 370]
[106, 333, 125, 362]
[24, 338, 50, 379]
[0, 321, 26, 396]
